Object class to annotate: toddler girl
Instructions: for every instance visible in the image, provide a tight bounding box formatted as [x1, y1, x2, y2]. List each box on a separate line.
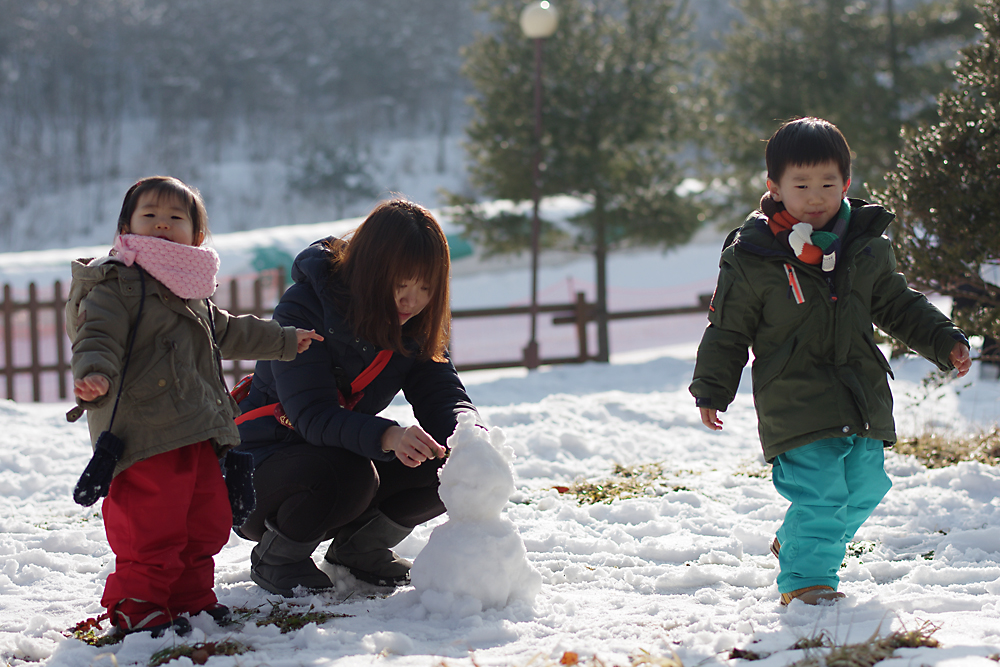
[67, 176, 321, 636]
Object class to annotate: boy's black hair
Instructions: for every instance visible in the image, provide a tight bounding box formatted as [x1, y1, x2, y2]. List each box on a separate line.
[765, 117, 852, 184]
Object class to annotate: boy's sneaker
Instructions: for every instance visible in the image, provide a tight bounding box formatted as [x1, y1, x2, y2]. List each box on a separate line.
[780, 585, 845, 606]
[110, 598, 193, 638]
[201, 603, 233, 626]
[771, 541, 846, 605]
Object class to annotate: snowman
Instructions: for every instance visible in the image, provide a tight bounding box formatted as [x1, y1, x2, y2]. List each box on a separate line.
[410, 414, 541, 614]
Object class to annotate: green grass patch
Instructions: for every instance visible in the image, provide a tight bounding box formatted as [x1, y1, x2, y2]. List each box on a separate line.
[148, 640, 249, 666]
[733, 459, 771, 479]
[64, 616, 123, 648]
[253, 600, 351, 633]
[895, 427, 1000, 468]
[563, 463, 694, 504]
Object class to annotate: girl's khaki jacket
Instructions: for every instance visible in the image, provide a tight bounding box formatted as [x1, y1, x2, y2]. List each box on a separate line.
[690, 199, 967, 462]
[66, 256, 298, 476]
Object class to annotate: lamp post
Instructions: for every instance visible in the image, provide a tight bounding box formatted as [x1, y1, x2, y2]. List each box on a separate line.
[519, 0, 558, 370]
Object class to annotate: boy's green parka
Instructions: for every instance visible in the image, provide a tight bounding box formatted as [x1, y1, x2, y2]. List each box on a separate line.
[690, 199, 966, 462]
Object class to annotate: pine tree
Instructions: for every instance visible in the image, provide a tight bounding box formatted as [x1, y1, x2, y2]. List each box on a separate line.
[878, 0, 1000, 352]
[454, 0, 702, 361]
[707, 0, 980, 205]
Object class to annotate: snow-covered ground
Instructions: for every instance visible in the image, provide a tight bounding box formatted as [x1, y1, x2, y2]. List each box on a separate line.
[1, 211, 998, 666]
[2, 347, 999, 666]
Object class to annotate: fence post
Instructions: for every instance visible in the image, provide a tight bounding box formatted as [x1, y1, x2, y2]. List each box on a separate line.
[3, 284, 13, 400]
[573, 291, 589, 362]
[54, 280, 68, 399]
[227, 277, 243, 386]
[28, 282, 41, 402]
[276, 268, 286, 297]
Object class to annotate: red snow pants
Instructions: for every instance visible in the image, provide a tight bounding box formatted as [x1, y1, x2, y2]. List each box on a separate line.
[100, 441, 231, 618]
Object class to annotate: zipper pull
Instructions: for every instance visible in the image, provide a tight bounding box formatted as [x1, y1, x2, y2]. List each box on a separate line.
[783, 263, 805, 304]
[826, 275, 838, 302]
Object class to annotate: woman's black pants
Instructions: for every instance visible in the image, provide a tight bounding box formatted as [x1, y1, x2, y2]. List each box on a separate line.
[239, 444, 446, 543]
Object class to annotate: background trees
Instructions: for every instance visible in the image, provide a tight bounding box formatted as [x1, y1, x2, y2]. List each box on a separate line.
[705, 0, 980, 206]
[877, 0, 1000, 355]
[0, 0, 474, 248]
[454, 0, 702, 361]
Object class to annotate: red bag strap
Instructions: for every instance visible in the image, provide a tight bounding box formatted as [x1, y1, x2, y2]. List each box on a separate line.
[350, 350, 393, 395]
[234, 350, 393, 426]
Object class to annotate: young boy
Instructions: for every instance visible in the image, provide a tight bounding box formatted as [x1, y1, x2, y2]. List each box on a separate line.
[690, 117, 971, 606]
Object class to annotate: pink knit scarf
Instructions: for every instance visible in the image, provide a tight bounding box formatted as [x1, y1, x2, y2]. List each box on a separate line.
[112, 234, 220, 299]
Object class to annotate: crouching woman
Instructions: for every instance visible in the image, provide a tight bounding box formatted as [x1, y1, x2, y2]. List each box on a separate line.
[235, 199, 482, 594]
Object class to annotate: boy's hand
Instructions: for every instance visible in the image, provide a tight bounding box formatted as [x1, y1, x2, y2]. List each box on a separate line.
[295, 329, 324, 353]
[699, 407, 723, 431]
[74, 374, 110, 402]
[949, 342, 971, 377]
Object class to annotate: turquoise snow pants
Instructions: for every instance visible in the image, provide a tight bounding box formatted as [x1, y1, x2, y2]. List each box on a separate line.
[772, 436, 892, 594]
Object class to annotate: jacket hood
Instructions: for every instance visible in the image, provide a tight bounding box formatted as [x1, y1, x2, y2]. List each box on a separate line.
[70, 254, 125, 285]
[289, 238, 357, 342]
[291, 238, 334, 285]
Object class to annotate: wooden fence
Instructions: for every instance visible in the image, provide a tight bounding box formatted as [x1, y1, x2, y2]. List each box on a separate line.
[0, 271, 710, 402]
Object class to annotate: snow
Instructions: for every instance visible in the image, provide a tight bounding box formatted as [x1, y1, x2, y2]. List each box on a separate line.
[1, 213, 999, 666]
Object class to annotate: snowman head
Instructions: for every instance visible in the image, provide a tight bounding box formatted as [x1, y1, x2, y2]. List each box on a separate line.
[438, 414, 515, 521]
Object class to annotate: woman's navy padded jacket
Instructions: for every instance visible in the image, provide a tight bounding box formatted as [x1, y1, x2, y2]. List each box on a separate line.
[235, 239, 480, 467]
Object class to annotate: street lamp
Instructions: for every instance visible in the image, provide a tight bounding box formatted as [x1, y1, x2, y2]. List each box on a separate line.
[519, 0, 558, 370]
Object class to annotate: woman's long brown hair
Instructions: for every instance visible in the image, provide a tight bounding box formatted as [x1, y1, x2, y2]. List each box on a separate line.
[328, 200, 451, 362]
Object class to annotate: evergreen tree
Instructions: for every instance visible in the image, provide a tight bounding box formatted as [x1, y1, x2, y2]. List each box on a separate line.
[455, 0, 702, 362]
[877, 0, 1000, 354]
[706, 0, 980, 206]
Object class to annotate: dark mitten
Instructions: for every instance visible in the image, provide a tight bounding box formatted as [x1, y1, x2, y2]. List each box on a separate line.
[73, 431, 125, 506]
[225, 450, 256, 528]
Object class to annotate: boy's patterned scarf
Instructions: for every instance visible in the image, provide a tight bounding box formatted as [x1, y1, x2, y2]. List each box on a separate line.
[760, 192, 851, 273]
[112, 234, 220, 299]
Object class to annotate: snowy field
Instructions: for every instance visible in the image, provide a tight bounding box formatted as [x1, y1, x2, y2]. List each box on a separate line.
[2, 346, 999, 667]
[1, 209, 999, 665]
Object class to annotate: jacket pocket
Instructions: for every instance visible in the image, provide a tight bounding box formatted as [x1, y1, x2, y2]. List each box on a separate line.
[124, 338, 181, 426]
[863, 333, 894, 380]
[752, 335, 798, 394]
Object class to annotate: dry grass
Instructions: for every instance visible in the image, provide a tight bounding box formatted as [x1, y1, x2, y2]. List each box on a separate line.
[562, 463, 693, 505]
[446, 650, 683, 667]
[895, 426, 1000, 468]
[728, 620, 941, 666]
[147, 640, 249, 666]
[251, 600, 351, 634]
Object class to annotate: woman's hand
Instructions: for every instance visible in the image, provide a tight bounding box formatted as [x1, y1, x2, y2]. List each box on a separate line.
[949, 342, 971, 378]
[295, 329, 324, 353]
[380, 425, 447, 467]
[74, 374, 110, 402]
